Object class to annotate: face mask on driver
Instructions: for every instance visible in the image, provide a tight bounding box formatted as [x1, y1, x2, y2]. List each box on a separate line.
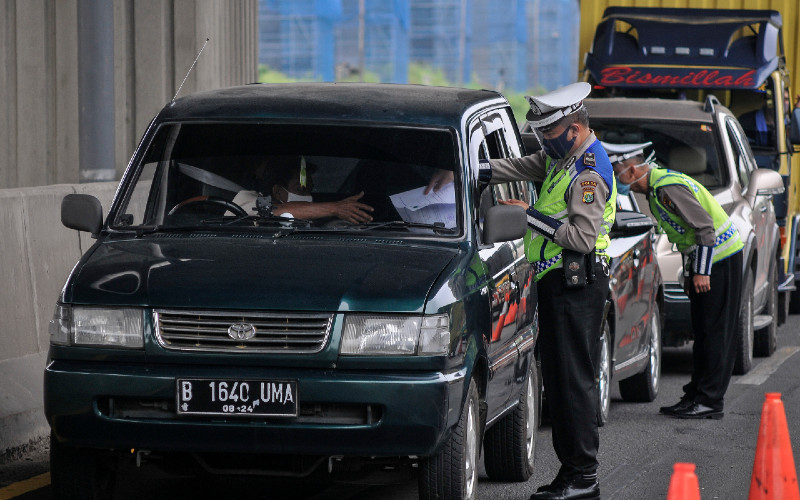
[541, 125, 577, 159]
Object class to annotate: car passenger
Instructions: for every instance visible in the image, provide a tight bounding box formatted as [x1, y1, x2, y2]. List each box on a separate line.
[232, 155, 374, 223]
[606, 140, 744, 421]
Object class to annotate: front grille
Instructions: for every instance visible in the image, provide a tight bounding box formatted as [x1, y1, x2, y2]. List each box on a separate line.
[154, 310, 333, 353]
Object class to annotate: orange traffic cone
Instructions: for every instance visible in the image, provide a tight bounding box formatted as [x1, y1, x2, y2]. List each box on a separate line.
[748, 393, 800, 500]
[667, 462, 701, 500]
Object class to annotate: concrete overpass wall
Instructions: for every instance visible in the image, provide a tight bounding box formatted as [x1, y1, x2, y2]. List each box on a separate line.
[0, 0, 258, 189]
[0, 182, 118, 453]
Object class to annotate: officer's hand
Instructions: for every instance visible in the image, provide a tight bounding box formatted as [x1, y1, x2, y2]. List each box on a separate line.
[498, 199, 530, 210]
[692, 274, 711, 294]
[424, 170, 455, 194]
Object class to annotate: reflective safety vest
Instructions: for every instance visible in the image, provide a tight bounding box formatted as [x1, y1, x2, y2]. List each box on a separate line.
[525, 140, 617, 281]
[648, 168, 743, 264]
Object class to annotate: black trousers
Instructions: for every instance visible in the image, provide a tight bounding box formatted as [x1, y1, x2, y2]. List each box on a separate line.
[685, 251, 743, 410]
[537, 263, 609, 475]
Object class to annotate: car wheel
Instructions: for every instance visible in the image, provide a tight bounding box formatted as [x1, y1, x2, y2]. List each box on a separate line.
[734, 270, 755, 375]
[483, 358, 538, 482]
[754, 258, 778, 357]
[50, 432, 116, 500]
[597, 320, 612, 427]
[418, 378, 480, 500]
[619, 303, 662, 402]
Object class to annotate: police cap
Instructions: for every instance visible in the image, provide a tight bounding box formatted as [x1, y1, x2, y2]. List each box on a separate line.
[601, 141, 653, 164]
[525, 82, 592, 129]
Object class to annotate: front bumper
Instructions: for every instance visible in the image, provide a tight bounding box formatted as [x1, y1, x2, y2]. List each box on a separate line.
[45, 360, 464, 457]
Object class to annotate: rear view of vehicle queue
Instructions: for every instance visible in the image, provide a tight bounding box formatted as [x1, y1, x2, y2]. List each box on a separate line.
[489, 82, 615, 500]
[606, 141, 744, 420]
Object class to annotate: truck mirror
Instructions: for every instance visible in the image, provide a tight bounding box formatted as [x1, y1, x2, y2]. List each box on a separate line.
[791, 108, 800, 145]
[62, 193, 103, 235]
[483, 205, 527, 244]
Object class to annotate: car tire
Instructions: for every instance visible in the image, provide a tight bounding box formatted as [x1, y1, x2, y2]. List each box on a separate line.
[734, 270, 755, 375]
[597, 320, 612, 427]
[754, 258, 778, 357]
[619, 303, 662, 402]
[418, 378, 480, 500]
[50, 432, 116, 500]
[483, 359, 538, 482]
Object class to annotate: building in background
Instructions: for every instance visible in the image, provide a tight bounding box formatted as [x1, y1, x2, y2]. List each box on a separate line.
[259, 0, 579, 92]
[336, 0, 409, 83]
[1, 0, 258, 189]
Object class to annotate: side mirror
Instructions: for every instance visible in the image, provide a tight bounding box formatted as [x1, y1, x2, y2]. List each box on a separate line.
[611, 210, 654, 237]
[745, 168, 784, 206]
[791, 108, 800, 145]
[61, 193, 103, 235]
[483, 204, 527, 244]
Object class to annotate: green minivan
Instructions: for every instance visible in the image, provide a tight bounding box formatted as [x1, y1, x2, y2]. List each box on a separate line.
[46, 83, 539, 499]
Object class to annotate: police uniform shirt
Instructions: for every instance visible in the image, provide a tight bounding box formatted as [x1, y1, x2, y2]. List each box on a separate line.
[490, 131, 609, 254]
[650, 176, 715, 247]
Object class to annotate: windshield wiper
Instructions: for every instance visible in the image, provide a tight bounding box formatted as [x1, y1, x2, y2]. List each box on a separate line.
[358, 221, 457, 234]
[221, 214, 313, 227]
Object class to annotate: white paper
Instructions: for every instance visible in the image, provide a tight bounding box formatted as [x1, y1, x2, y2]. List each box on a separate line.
[390, 183, 457, 228]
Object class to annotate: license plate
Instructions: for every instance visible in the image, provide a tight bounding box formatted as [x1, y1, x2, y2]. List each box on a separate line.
[176, 378, 298, 417]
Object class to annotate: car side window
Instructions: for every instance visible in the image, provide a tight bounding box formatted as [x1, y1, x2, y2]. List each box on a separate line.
[470, 111, 532, 238]
[727, 117, 756, 191]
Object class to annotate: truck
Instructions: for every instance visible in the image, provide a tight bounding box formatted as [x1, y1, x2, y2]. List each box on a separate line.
[580, 6, 800, 321]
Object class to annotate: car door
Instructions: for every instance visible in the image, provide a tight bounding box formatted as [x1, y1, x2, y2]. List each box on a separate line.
[727, 116, 773, 306]
[607, 193, 652, 367]
[469, 112, 523, 416]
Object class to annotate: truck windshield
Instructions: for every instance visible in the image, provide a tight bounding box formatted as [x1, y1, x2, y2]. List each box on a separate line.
[111, 122, 461, 236]
[592, 120, 728, 190]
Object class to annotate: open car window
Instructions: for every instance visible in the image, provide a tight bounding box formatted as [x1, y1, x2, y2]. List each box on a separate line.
[111, 122, 461, 236]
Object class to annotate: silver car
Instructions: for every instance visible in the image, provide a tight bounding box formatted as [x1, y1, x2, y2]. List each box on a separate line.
[586, 96, 784, 374]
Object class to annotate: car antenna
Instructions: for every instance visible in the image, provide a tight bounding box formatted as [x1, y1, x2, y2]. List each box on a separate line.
[171, 37, 210, 104]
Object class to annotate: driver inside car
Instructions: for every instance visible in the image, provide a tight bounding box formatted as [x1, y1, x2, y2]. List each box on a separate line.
[231, 155, 374, 223]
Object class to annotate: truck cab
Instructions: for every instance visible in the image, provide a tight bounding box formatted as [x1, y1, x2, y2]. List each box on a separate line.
[582, 7, 800, 318]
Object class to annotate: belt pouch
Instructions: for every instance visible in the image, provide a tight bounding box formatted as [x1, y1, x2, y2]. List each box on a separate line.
[563, 249, 588, 289]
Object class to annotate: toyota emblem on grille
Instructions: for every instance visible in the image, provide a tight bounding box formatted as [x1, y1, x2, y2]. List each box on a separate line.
[228, 323, 256, 340]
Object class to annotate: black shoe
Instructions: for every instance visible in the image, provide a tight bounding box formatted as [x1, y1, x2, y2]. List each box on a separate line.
[669, 402, 723, 420]
[659, 397, 693, 415]
[535, 468, 570, 493]
[530, 474, 600, 500]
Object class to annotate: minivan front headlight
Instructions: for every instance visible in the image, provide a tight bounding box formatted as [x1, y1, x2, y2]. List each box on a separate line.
[49, 305, 144, 348]
[340, 314, 450, 356]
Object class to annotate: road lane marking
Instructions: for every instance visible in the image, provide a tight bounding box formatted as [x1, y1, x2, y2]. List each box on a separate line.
[0, 472, 50, 500]
[735, 346, 800, 385]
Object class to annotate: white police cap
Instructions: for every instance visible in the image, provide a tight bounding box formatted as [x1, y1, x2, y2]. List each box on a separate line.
[601, 141, 653, 164]
[525, 82, 592, 129]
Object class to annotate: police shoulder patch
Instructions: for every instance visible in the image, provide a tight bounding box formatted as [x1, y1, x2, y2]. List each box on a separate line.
[582, 186, 595, 204]
[583, 152, 596, 166]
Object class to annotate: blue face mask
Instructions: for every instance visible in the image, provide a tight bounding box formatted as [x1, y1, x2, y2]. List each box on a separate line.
[616, 180, 631, 196]
[541, 126, 576, 159]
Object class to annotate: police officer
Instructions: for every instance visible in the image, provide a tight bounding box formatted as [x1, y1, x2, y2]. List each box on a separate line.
[489, 82, 615, 500]
[605, 141, 744, 420]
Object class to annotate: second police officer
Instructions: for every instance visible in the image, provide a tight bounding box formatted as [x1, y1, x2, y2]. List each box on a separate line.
[604, 140, 744, 421]
[488, 82, 616, 500]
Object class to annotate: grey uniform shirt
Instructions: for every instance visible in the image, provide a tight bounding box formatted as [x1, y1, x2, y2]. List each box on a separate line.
[489, 131, 610, 254]
[650, 177, 716, 247]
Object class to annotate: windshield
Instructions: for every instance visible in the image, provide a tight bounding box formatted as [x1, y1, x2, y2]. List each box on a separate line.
[112, 122, 460, 236]
[591, 119, 728, 190]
